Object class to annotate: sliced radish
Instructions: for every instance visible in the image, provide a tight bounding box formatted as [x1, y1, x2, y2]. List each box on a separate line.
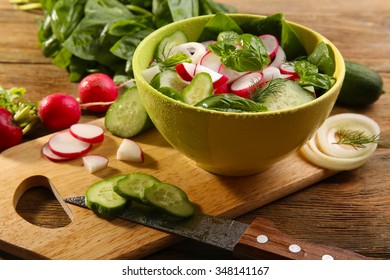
[176, 63, 196, 81]
[230, 72, 263, 98]
[194, 64, 229, 88]
[169, 42, 207, 64]
[42, 143, 73, 162]
[218, 64, 247, 84]
[70, 123, 104, 144]
[259, 34, 279, 59]
[269, 46, 286, 68]
[213, 82, 230, 94]
[117, 139, 144, 163]
[48, 131, 92, 158]
[261, 66, 292, 82]
[200, 51, 221, 72]
[279, 62, 299, 80]
[262, 66, 282, 81]
[83, 155, 109, 173]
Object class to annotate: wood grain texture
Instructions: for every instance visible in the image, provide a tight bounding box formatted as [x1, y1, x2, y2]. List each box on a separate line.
[1, 0, 389, 259]
[234, 217, 370, 260]
[0, 119, 336, 259]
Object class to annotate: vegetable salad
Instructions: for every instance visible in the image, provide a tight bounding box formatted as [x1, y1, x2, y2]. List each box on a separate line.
[143, 13, 336, 113]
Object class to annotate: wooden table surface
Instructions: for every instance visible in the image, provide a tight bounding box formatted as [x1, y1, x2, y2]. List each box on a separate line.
[1, 0, 389, 259]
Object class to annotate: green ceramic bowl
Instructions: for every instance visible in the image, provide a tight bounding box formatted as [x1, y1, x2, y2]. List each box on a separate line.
[133, 14, 345, 176]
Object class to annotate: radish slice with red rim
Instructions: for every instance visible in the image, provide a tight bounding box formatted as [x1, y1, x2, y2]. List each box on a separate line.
[262, 66, 284, 81]
[83, 155, 109, 173]
[230, 72, 263, 98]
[259, 34, 279, 59]
[218, 64, 247, 84]
[194, 64, 229, 88]
[279, 62, 299, 80]
[70, 123, 104, 144]
[42, 143, 73, 162]
[269, 46, 286, 68]
[48, 131, 92, 158]
[213, 82, 230, 94]
[200, 51, 221, 72]
[176, 63, 196, 81]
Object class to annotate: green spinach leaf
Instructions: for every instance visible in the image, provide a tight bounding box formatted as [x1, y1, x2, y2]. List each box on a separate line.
[208, 32, 270, 72]
[50, 0, 85, 42]
[294, 60, 334, 92]
[308, 41, 335, 76]
[241, 13, 306, 60]
[197, 12, 243, 42]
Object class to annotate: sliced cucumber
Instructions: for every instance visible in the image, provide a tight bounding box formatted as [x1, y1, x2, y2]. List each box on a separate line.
[85, 174, 128, 217]
[144, 182, 195, 218]
[253, 79, 315, 111]
[155, 30, 188, 62]
[105, 86, 153, 138]
[195, 93, 267, 112]
[150, 69, 188, 93]
[182, 72, 213, 105]
[159, 87, 185, 102]
[114, 172, 160, 203]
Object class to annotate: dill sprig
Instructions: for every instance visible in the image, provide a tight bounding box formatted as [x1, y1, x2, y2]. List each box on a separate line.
[251, 79, 285, 102]
[334, 129, 380, 150]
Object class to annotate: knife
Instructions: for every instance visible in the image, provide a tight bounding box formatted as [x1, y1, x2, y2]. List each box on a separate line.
[64, 196, 369, 260]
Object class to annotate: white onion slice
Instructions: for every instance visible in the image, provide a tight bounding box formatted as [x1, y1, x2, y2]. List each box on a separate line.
[316, 113, 380, 158]
[300, 113, 380, 171]
[169, 42, 207, 64]
[301, 136, 373, 171]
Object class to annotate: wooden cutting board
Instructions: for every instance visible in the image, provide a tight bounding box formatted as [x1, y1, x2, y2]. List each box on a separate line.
[0, 119, 335, 259]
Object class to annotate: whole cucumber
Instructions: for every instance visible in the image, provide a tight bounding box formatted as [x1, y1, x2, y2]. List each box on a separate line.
[337, 61, 384, 107]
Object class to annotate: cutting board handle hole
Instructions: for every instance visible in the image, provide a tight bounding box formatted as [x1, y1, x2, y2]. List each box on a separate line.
[14, 175, 72, 228]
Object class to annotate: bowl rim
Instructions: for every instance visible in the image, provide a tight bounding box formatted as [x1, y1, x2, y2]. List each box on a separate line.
[133, 13, 345, 117]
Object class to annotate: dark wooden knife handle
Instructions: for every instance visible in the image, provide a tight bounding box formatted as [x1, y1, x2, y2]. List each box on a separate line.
[233, 217, 370, 260]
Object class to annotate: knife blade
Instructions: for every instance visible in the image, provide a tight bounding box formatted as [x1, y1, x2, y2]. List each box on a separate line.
[65, 196, 369, 260]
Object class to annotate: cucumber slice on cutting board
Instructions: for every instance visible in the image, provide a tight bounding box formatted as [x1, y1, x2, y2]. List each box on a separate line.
[114, 172, 160, 203]
[144, 182, 195, 218]
[85, 174, 127, 217]
[105, 86, 153, 138]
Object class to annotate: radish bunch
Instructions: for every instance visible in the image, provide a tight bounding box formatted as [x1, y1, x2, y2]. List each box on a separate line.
[38, 73, 123, 132]
[0, 107, 23, 152]
[78, 73, 119, 113]
[170, 34, 298, 99]
[42, 123, 144, 173]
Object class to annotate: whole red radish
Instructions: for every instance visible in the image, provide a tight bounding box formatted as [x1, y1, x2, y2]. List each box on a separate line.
[0, 107, 23, 152]
[78, 73, 118, 112]
[38, 93, 81, 131]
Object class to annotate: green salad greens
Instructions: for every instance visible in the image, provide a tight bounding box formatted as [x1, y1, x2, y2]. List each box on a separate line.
[32, 0, 236, 82]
